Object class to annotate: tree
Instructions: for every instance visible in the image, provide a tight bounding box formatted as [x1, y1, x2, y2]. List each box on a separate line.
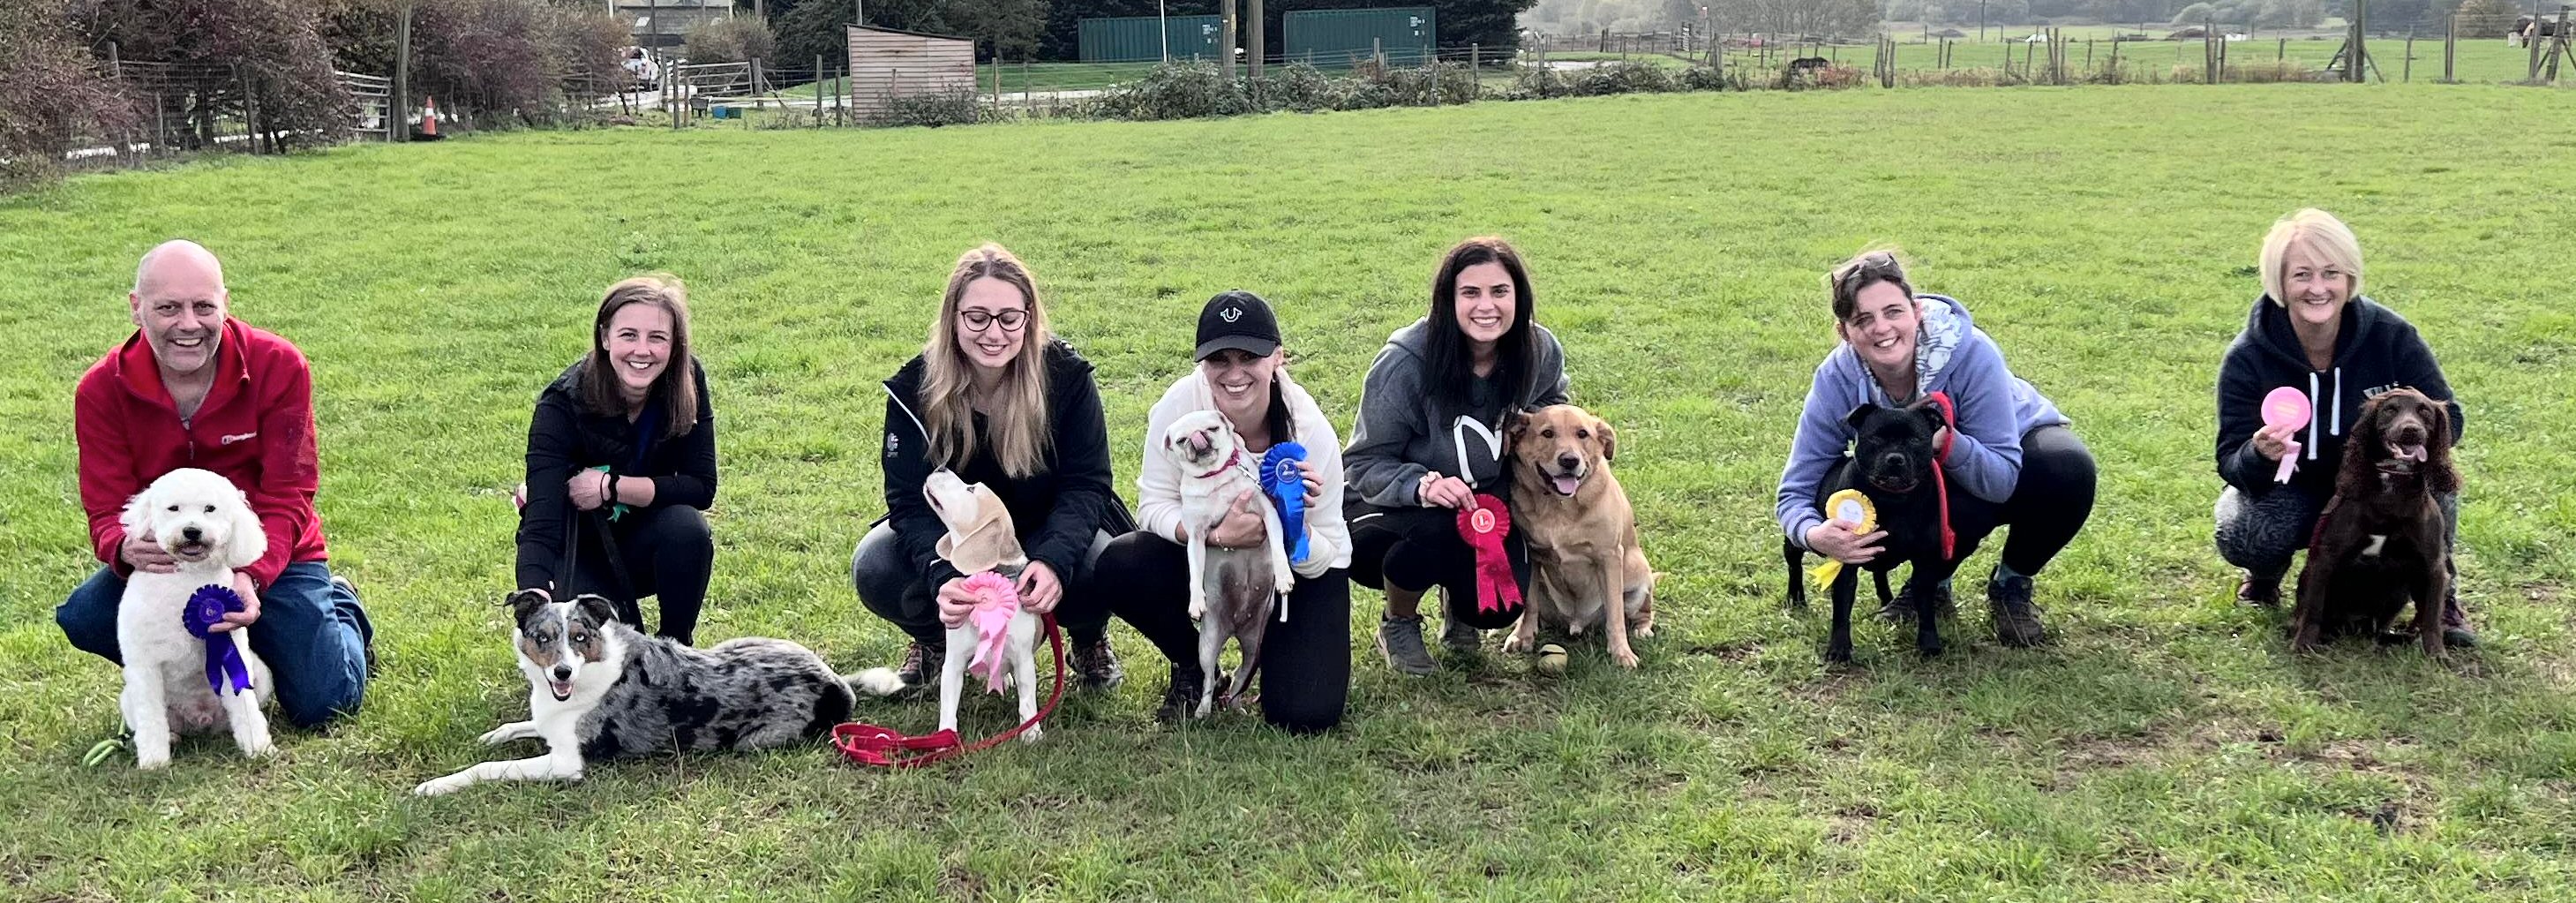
[947, 0, 1051, 58]
[2454, 0, 2520, 34]
[3, 0, 137, 189]
[72, 0, 354, 150]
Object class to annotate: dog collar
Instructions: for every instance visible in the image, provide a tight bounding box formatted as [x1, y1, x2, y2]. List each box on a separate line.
[1192, 445, 1246, 480]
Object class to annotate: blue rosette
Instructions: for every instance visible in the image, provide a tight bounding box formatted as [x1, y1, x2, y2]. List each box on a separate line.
[1259, 442, 1311, 566]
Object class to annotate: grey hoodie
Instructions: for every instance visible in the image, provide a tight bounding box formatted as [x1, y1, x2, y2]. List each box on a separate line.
[1343, 318, 1570, 508]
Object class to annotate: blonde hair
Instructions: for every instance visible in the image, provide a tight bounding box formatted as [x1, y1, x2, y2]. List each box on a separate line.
[2259, 209, 2364, 305]
[921, 244, 1053, 478]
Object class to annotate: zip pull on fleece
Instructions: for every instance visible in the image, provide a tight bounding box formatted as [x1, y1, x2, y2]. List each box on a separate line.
[2306, 372, 2321, 462]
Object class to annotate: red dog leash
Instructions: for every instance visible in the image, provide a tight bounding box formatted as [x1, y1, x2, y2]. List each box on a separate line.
[1926, 391, 1957, 560]
[830, 613, 1066, 768]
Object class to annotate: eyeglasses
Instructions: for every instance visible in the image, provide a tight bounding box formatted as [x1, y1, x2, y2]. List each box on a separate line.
[957, 309, 1028, 333]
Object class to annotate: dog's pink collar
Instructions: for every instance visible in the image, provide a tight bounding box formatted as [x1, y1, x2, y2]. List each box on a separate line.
[1192, 446, 1245, 480]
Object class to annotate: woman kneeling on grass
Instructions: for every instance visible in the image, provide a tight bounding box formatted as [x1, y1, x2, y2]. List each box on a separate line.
[1775, 248, 2095, 647]
[1095, 290, 1352, 729]
[2212, 208, 2475, 645]
[852, 244, 1132, 692]
[515, 275, 718, 645]
[1345, 237, 1569, 674]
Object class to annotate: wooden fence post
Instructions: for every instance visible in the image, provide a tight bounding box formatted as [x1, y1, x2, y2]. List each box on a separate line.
[2404, 32, 2414, 81]
[2444, 15, 2455, 83]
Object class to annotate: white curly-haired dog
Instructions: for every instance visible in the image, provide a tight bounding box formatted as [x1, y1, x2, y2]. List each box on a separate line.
[117, 467, 276, 768]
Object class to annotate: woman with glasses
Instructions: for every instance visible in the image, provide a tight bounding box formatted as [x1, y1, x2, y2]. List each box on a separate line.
[852, 244, 1133, 694]
[1775, 248, 2094, 648]
[1345, 237, 1570, 674]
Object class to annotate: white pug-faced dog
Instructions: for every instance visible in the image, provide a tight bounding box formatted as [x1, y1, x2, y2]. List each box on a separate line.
[116, 467, 277, 769]
[852, 470, 1045, 741]
[1160, 410, 1294, 718]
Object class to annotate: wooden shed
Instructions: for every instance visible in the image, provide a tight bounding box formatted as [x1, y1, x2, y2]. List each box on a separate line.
[845, 26, 977, 120]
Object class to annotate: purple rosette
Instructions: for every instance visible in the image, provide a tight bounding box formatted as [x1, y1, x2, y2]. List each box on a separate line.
[184, 584, 253, 696]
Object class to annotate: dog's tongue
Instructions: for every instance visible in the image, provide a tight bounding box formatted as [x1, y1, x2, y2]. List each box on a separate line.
[1551, 475, 1581, 496]
[2391, 442, 2426, 463]
[549, 681, 575, 701]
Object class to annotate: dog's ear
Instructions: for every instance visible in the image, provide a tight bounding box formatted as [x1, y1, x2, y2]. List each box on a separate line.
[1506, 408, 1532, 441]
[1592, 417, 1617, 463]
[506, 588, 553, 623]
[570, 593, 620, 629]
[2421, 396, 2460, 496]
[119, 485, 153, 539]
[1914, 403, 1949, 435]
[222, 489, 268, 570]
[2337, 394, 2384, 496]
[1843, 403, 1882, 431]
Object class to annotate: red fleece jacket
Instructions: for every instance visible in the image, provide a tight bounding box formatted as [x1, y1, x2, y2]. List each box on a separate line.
[75, 318, 327, 588]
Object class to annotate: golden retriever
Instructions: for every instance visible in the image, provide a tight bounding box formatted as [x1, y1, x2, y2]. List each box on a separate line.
[1503, 404, 1655, 668]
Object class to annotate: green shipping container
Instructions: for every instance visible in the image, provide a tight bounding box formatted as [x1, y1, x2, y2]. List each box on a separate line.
[1282, 7, 1437, 66]
[1078, 15, 1226, 63]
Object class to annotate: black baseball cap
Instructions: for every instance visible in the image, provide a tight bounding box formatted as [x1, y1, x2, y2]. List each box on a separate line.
[1194, 290, 1281, 361]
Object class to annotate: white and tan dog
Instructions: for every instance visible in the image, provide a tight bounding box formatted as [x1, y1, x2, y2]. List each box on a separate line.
[116, 467, 277, 768]
[1160, 410, 1293, 717]
[853, 470, 1044, 741]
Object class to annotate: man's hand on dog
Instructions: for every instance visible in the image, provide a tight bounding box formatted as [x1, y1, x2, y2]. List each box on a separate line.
[121, 530, 179, 574]
[2250, 423, 2295, 462]
[1805, 519, 1886, 565]
[209, 571, 262, 632]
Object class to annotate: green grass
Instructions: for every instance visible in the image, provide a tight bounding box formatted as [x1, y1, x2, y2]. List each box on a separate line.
[6, 85, 2576, 899]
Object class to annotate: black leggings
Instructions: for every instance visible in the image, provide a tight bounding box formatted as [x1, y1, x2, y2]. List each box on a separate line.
[1095, 531, 1349, 734]
[1347, 501, 1531, 631]
[563, 505, 712, 645]
[1934, 424, 2099, 584]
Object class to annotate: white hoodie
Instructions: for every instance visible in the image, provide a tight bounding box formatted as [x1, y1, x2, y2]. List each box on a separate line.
[1134, 367, 1352, 577]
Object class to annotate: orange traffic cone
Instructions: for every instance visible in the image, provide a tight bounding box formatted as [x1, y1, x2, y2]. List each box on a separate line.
[419, 95, 439, 138]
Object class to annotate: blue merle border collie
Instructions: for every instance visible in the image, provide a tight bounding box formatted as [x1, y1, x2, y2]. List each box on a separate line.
[414, 591, 897, 795]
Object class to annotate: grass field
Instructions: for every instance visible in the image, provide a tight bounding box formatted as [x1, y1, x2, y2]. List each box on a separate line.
[5, 85, 2576, 900]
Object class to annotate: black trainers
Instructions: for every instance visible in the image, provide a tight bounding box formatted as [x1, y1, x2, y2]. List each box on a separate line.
[892, 639, 943, 695]
[1376, 613, 1437, 676]
[1988, 569, 2047, 647]
[1439, 615, 1482, 655]
[1153, 663, 1207, 724]
[2236, 571, 2282, 608]
[1880, 578, 1954, 622]
[1071, 634, 1123, 692]
[332, 576, 379, 675]
[2441, 598, 2479, 648]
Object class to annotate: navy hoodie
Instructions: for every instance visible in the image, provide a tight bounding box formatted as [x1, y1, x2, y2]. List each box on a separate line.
[2213, 296, 2463, 500]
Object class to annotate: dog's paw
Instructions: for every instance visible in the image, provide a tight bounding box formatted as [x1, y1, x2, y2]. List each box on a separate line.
[1611, 645, 1641, 669]
[1500, 633, 1534, 654]
[477, 722, 537, 746]
[135, 751, 171, 771]
[1187, 600, 1206, 621]
[239, 736, 278, 759]
[1020, 724, 1044, 743]
[412, 775, 467, 796]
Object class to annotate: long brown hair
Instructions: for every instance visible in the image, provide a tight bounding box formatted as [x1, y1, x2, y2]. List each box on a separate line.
[580, 275, 697, 442]
[921, 244, 1053, 478]
[1423, 237, 1540, 418]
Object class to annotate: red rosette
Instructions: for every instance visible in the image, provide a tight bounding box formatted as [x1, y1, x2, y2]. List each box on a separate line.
[1455, 493, 1523, 614]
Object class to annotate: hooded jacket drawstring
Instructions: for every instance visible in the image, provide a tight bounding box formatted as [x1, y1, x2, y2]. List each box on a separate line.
[2330, 366, 2343, 438]
[2305, 372, 2320, 461]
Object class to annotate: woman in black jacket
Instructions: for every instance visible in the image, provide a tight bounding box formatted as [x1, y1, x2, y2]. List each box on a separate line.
[2212, 208, 2474, 645]
[515, 275, 718, 644]
[852, 244, 1134, 692]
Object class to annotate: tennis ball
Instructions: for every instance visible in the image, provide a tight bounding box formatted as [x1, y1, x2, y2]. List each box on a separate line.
[1536, 643, 1568, 676]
